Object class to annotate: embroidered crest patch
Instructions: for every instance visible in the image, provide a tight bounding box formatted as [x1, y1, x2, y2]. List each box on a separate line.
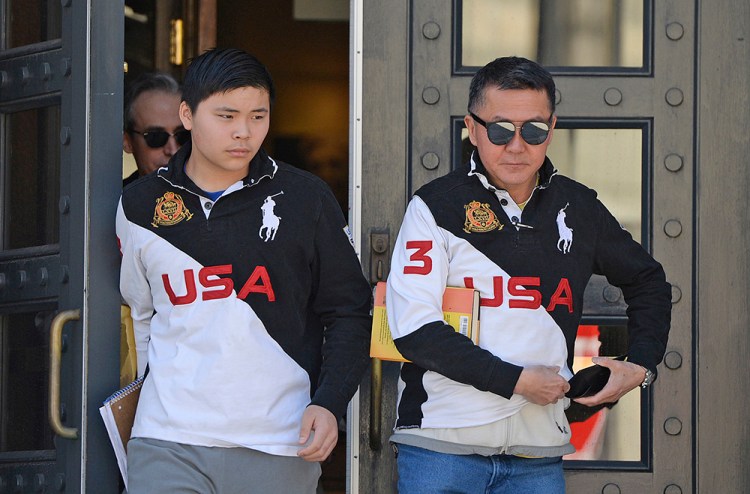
[463, 201, 503, 233]
[152, 191, 193, 228]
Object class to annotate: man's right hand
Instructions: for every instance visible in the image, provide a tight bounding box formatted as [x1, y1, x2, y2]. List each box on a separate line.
[513, 365, 570, 405]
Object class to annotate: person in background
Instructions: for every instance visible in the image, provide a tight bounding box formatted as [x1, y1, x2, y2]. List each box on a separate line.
[120, 72, 188, 386]
[122, 71, 188, 186]
[117, 48, 372, 493]
[386, 56, 671, 493]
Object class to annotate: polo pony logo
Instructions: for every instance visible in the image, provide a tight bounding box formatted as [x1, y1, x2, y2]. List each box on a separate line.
[556, 203, 573, 254]
[259, 192, 284, 242]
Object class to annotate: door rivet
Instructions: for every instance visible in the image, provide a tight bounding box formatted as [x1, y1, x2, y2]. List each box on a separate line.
[34, 473, 46, 491]
[60, 127, 71, 145]
[664, 153, 684, 172]
[666, 22, 684, 41]
[60, 265, 69, 284]
[664, 483, 683, 494]
[41, 62, 52, 81]
[14, 474, 26, 489]
[39, 267, 49, 286]
[602, 285, 622, 303]
[422, 86, 440, 105]
[422, 21, 441, 40]
[16, 270, 28, 289]
[60, 58, 72, 77]
[664, 417, 683, 435]
[56, 473, 66, 491]
[21, 66, 32, 85]
[665, 88, 684, 106]
[664, 351, 683, 370]
[670, 285, 682, 304]
[602, 483, 621, 494]
[663, 219, 682, 238]
[421, 152, 440, 170]
[0, 70, 9, 88]
[555, 89, 562, 105]
[59, 196, 70, 214]
[604, 88, 623, 106]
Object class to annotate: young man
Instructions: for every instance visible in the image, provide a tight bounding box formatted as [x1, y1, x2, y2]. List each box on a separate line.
[386, 57, 671, 493]
[122, 72, 188, 186]
[117, 48, 372, 493]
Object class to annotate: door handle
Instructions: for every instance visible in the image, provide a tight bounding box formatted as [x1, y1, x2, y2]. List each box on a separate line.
[368, 229, 389, 449]
[169, 19, 184, 65]
[369, 230, 390, 284]
[49, 309, 80, 439]
[369, 357, 382, 450]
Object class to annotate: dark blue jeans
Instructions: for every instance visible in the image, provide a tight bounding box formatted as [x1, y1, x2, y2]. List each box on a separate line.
[396, 443, 565, 494]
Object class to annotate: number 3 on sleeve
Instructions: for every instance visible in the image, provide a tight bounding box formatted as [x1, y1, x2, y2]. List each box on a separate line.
[403, 240, 433, 275]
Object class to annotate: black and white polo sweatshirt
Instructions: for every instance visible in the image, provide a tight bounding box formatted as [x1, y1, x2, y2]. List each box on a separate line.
[117, 143, 372, 456]
[387, 153, 671, 430]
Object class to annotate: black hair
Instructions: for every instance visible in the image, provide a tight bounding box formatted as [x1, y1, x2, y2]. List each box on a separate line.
[467, 56, 556, 115]
[123, 72, 180, 130]
[181, 48, 275, 112]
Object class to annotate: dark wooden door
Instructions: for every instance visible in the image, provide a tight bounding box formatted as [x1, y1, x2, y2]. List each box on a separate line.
[0, 1, 122, 492]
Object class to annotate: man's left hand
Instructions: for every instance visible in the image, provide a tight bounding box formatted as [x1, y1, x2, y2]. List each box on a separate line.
[297, 405, 338, 462]
[573, 357, 647, 407]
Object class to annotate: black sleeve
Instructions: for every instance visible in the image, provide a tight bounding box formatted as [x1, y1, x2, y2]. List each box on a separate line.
[395, 322, 524, 399]
[308, 190, 373, 419]
[592, 199, 672, 376]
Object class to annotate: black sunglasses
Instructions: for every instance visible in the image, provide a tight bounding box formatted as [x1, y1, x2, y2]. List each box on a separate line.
[469, 112, 551, 146]
[129, 128, 191, 149]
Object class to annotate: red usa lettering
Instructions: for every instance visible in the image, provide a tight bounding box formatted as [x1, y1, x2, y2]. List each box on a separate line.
[162, 265, 276, 305]
[464, 276, 573, 313]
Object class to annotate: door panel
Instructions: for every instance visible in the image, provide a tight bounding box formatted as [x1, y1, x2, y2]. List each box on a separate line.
[0, 37, 65, 493]
[0, 1, 123, 491]
[357, 0, 409, 491]
[360, 0, 693, 491]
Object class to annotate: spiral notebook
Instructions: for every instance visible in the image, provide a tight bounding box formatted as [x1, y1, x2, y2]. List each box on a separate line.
[99, 375, 144, 489]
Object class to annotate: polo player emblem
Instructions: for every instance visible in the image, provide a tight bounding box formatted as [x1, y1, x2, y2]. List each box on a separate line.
[259, 192, 283, 242]
[463, 200, 502, 233]
[556, 203, 573, 254]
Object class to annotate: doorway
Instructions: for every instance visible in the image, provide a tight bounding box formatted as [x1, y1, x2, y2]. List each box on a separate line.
[124, 0, 351, 214]
[123, 1, 351, 491]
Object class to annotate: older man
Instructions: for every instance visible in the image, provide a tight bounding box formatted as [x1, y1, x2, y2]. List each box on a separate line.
[122, 72, 187, 186]
[387, 56, 671, 493]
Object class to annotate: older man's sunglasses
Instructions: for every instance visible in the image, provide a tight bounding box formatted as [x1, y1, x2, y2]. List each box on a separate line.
[469, 112, 551, 146]
[129, 128, 191, 148]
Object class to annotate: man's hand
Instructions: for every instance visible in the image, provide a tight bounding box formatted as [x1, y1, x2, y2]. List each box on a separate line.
[514, 365, 570, 405]
[573, 357, 647, 407]
[297, 405, 338, 462]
